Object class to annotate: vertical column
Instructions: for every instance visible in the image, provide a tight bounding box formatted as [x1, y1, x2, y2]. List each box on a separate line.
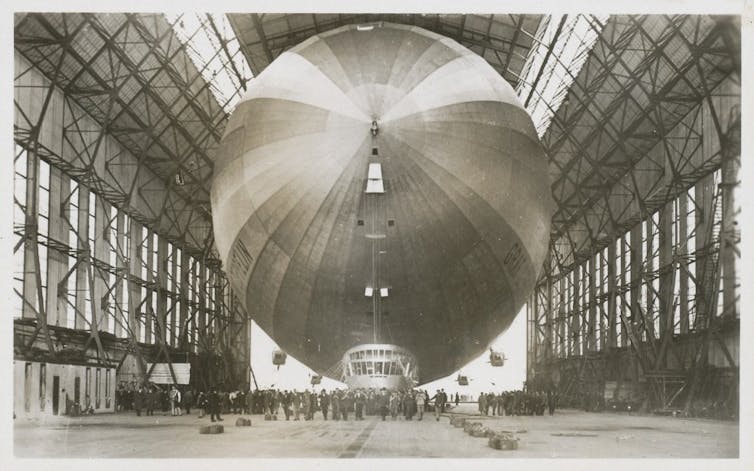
[144, 230, 154, 343]
[658, 203, 673, 340]
[214, 270, 223, 341]
[630, 224, 642, 345]
[646, 219, 656, 340]
[74, 187, 89, 329]
[129, 221, 142, 343]
[572, 267, 581, 356]
[607, 239, 617, 348]
[22, 148, 40, 319]
[198, 262, 207, 351]
[588, 255, 597, 351]
[679, 194, 689, 334]
[94, 196, 109, 333]
[721, 146, 739, 318]
[558, 273, 567, 357]
[620, 234, 629, 347]
[526, 295, 535, 380]
[545, 273, 553, 361]
[46, 167, 67, 326]
[189, 258, 197, 352]
[695, 173, 715, 327]
[156, 237, 168, 345]
[113, 211, 125, 338]
[178, 250, 189, 349]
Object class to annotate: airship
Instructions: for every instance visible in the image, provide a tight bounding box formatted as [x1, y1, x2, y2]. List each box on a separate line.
[211, 22, 553, 388]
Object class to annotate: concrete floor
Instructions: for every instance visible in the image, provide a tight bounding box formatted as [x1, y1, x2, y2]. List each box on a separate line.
[14, 404, 738, 458]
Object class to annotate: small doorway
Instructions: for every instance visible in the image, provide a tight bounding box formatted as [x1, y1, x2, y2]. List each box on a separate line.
[52, 376, 60, 415]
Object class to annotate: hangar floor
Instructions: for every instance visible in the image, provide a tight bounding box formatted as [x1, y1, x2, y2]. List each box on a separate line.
[14, 404, 737, 458]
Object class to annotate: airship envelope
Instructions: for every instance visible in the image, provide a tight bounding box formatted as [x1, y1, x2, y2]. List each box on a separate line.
[211, 22, 554, 383]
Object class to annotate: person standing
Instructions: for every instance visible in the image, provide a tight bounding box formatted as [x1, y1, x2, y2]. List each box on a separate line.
[390, 392, 400, 420]
[246, 389, 255, 416]
[355, 391, 366, 420]
[146, 386, 157, 416]
[432, 390, 443, 421]
[169, 386, 181, 416]
[415, 390, 425, 420]
[134, 386, 144, 417]
[455, 392, 460, 406]
[272, 390, 280, 419]
[208, 387, 223, 422]
[280, 390, 290, 420]
[197, 391, 207, 418]
[341, 391, 353, 421]
[319, 390, 330, 420]
[440, 389, 448, 413]
[292, 391, 301, 421]
[184, 388, 194, 415]
[331, 390, 340, 421]
[302, 390, 311, 420]
[378, 390, 389, 421]
[403, 391, 416, 420]
[309, 391, 318, 421]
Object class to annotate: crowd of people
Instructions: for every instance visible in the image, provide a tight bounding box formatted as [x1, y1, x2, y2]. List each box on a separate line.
[115, 382, 461, 422]
[476, 389, 557, 416]
[115, 380, 567, 423]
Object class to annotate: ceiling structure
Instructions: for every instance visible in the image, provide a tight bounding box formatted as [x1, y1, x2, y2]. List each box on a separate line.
[227, 13, 545, 88]
[14, 13, 229, 259]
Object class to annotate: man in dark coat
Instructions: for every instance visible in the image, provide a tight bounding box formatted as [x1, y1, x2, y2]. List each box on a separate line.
[355, 391, 366, 420]
[308, 391, 318, 420]
[134, 386, 144, 416]
[208, 387, 223, 422]
[281, 390, 291, 420]
[319, 390, 330, 420]
[331, 390, 340, 420]
[378, 389, 389, 420]
[146, 386, 158, 416]
[184, 389, 194, 415]
[340, 392, 353, 421]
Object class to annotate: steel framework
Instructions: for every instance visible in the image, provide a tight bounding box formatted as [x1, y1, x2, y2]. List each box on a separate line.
[14, 12, 251, 392]
[526, 15, 740, 417]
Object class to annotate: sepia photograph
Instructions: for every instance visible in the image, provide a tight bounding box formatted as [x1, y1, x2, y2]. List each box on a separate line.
[4, 0, 750, 467]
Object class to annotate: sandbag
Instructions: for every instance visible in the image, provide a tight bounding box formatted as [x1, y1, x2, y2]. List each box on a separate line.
[464, 422, 484, 435]
[264, 413, 272, 421]
[463, 421, 480, 433]
[235, 417, 251, 426]
[450, 416, 467, 427]
[488, 433, 518, 450]
[470, 426, 490, 438]
[199, 424, 224, 434]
